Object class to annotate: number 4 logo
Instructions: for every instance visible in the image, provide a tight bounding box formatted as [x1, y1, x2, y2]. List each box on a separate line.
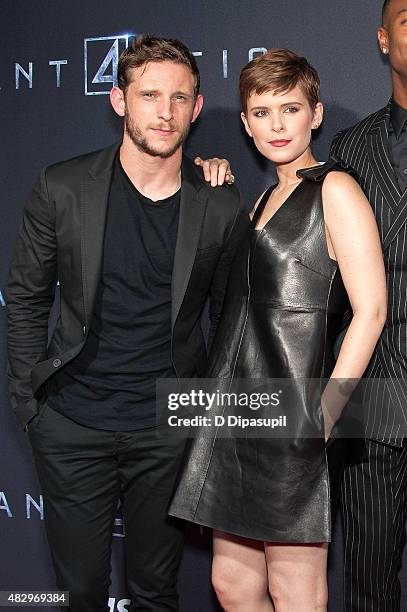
[84, 34, 135, 96]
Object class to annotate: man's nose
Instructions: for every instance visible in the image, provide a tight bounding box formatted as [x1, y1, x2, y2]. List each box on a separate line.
[157, 98, 174, 121]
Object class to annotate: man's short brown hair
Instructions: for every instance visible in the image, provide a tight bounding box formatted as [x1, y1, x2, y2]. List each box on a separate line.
[118, 34, 200, 98]
[239, 48, 320, 114]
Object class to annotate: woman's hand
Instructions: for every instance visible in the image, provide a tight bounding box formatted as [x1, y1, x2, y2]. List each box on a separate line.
[321, 379, 359, 442]
[194, 156, 235, 187]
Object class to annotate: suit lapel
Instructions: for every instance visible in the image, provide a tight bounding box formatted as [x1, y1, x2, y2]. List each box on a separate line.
[171, 157, 207, 328]
[365, 103, 407, 250]
[383, 190, 407, 249]
[81, 148, 207, 328]
[366, 103, 407, 249]
[81, 143, 120, 323]
[366, 104, 400, 214]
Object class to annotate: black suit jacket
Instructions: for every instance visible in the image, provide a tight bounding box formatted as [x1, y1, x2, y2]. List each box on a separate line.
[330, 102, 407, 444]
[7, 143, 248, 429]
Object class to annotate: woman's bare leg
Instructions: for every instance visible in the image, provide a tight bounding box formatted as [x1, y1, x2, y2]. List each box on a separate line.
[265, 542, 328, 612]
[212, 530, 274, 611]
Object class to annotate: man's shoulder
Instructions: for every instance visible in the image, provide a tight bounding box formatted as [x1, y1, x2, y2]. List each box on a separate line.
[44, 142, 119, 185]
[332, 106, 388, 147]
[203, 180, 241, 210]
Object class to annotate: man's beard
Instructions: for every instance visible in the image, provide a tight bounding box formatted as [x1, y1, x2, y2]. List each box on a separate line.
[124, 110, 191, 159]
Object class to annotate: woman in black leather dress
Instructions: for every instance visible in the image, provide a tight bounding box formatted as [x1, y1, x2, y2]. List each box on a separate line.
[170, 49, 387, 611]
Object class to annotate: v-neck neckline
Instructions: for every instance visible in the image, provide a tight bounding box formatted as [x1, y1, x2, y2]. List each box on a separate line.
[253, 180, 305, 231]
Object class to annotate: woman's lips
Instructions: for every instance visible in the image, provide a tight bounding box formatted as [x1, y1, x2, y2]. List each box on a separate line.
[269, 140, 292, 147]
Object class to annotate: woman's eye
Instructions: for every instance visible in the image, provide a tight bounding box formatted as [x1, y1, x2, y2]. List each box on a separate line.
[284, 106, 299, 113]
[254, 110, 268, 117]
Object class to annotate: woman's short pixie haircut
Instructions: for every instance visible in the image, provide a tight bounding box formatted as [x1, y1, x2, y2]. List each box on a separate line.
[239, 48, 320, 114]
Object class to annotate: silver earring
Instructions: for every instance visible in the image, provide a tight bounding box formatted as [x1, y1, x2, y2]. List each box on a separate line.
[382, 48, 388, 54]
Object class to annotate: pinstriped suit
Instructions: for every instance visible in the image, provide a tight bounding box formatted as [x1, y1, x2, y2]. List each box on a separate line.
[330, 101, 407, 611]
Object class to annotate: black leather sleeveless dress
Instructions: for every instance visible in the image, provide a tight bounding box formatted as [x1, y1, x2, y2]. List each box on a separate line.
[169, 160, 356, 543]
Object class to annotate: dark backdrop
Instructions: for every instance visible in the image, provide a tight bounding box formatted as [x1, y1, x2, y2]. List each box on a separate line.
[1, 2, 404, 611]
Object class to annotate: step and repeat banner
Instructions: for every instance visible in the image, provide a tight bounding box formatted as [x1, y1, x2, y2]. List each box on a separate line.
[1, 1, 404, 610]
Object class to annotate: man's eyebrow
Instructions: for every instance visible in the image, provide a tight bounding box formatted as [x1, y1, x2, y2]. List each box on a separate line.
[172, 91, 194, 96]
[138, 88, 193, 97]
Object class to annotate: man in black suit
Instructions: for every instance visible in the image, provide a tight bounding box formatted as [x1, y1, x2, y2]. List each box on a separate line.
[7, 34, 246, 611]
[330, 1, 407, 609]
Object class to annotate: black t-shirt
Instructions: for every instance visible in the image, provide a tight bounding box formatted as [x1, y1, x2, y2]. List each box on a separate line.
[48, 155, 180, 430]
[389, 98, 407, 193]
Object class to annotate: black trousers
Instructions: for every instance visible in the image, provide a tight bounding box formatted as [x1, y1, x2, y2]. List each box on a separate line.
[341, 439, 407, 611]
[28, 403, 186, 612]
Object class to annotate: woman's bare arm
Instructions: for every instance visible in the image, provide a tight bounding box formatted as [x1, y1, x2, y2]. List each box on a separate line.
[321, 171, 387, 438]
